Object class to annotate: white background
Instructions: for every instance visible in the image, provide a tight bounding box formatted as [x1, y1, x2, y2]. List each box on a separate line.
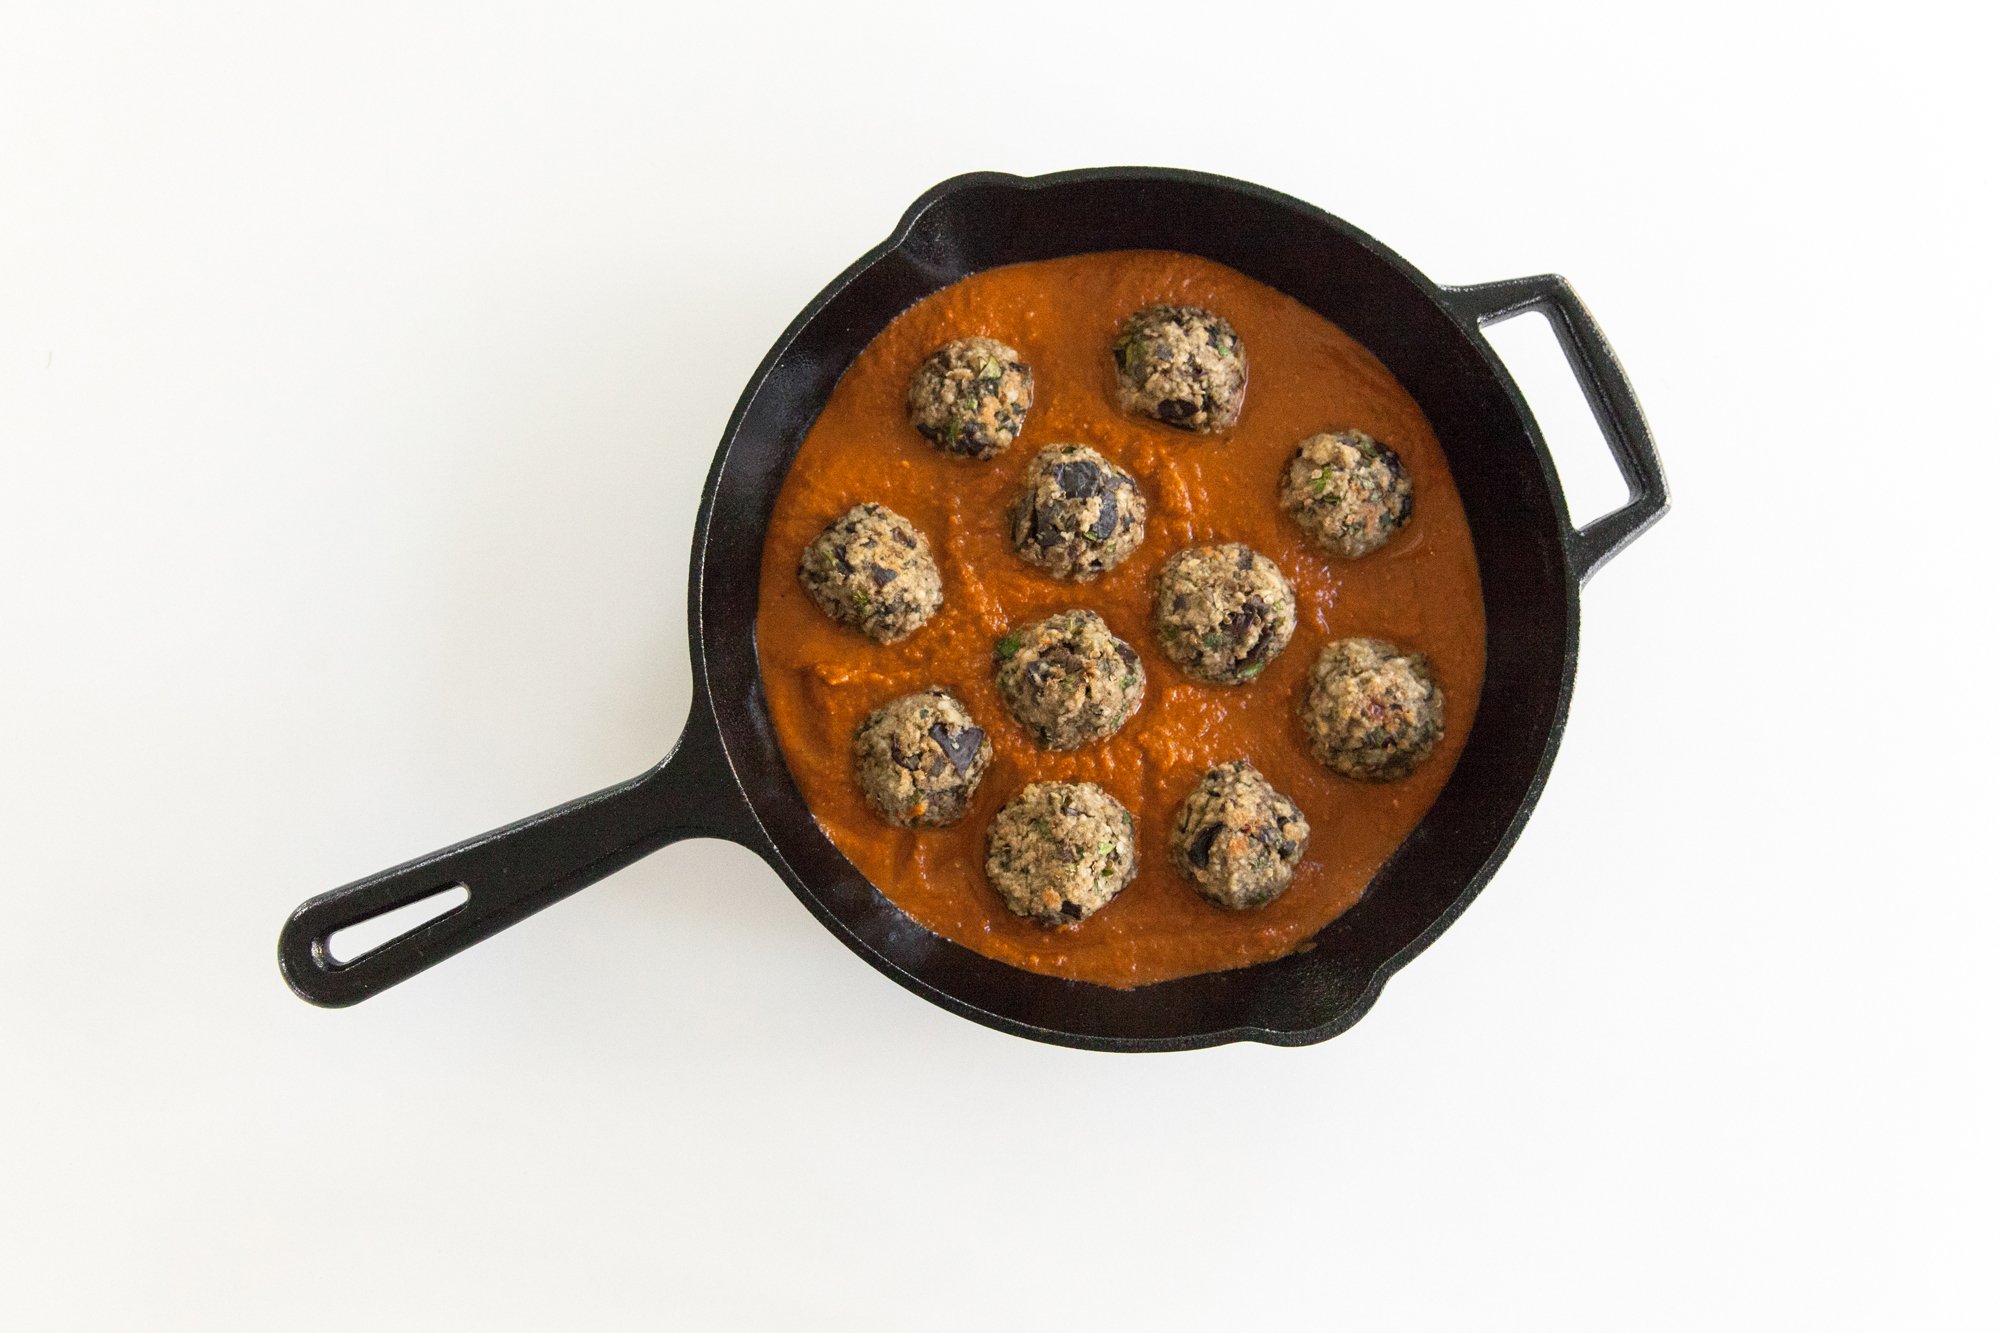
[3, 2, 1993, 1328]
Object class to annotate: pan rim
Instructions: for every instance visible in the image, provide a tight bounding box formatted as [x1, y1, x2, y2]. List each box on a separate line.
[686, 167, 1584, 1051]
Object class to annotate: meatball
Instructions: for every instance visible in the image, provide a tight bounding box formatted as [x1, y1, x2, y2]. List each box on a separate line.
[994, 609, 1145, 751]
[1299, 637, 1445, 781]
[1152, 543, 1297, 684]
[797, 503, 943, 643]
[1006, 443, 1147, 581]
[985, 781, 1137, 926]
[1111, 304, 1247, 434]
[1280, 430, 1415, 558]
[852, 689, 993, 828]
[906, 336, 1034, 460]
[1170, 761, 1311, 910]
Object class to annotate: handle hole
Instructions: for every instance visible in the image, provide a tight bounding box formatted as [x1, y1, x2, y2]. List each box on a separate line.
[325, 884, 471, 964]
[1482, 310, 1635, 529]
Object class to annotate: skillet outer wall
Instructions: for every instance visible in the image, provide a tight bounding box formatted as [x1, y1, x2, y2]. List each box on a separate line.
[691, 169, 1585, 1051]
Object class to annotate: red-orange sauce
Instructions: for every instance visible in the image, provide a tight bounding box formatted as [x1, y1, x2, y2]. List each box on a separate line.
[755, 251, 1485, 987]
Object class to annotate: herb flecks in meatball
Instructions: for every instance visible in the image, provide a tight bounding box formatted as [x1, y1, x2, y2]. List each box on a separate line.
[985, 781, 1137, 926]
[1299, 637, 1445, 781]
[907, 336, 1034, 461]
[798, 503, 943, 643]
[1112, 305, 1246, 434]
[1153, 543, 1297, 685]
[852, 689, 992, 828]
[993, 609, 1145, 751]
[1280, 430, 1414, 558]
[1006, 443, 1147, 581]
[1170, 760, 1310, 910]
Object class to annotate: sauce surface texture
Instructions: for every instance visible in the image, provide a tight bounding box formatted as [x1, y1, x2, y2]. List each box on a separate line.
[755, 251, 1486, 987]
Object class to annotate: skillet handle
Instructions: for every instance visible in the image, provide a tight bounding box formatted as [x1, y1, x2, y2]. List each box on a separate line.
[1440, 274, 1669, 582]
[278, 697, 761, 1007]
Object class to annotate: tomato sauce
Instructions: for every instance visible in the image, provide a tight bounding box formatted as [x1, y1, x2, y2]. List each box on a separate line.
[754, 251, 1485, 987]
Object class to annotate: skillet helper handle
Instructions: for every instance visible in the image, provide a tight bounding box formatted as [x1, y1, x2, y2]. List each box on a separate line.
[278, 703, 755, 1007]
[1440, 274, 1669, 581]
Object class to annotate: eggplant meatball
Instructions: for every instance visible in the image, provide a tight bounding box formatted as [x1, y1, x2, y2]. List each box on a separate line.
[993, 609, 1145, 751]
[985, 781, 1137, 926]
[1280, 430, 1414, 558]
[1152, 543, 1297, 684]
[1299, 637, 1445, 781]
[1006, 444, 1147, 581]
[852, 689, 992, 828]
[1170, 761, 1311, 910]
[906, 336, 1034, 460]
[798, 503, 943, 643]
[1111, 305, 1246, 434]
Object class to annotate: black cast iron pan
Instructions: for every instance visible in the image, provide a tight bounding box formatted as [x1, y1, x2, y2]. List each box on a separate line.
[278, 167, 1668, 1051]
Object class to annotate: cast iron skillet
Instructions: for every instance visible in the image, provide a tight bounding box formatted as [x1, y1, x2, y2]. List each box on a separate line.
[278, 167, 1667, 1050]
